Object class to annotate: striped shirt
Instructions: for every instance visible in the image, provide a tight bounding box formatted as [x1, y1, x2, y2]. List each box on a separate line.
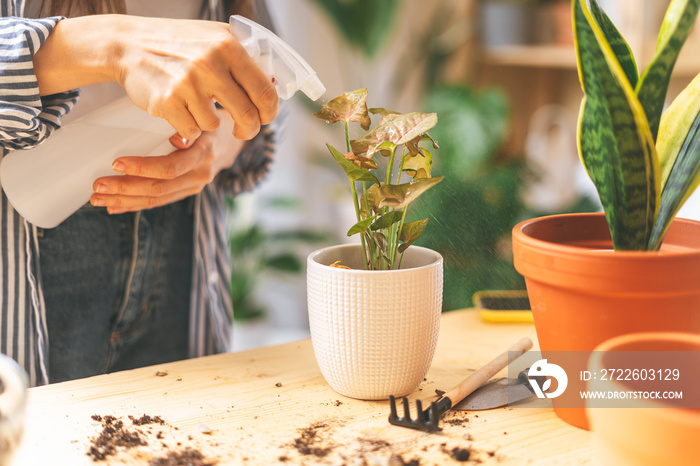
[0, 0, 276, 385]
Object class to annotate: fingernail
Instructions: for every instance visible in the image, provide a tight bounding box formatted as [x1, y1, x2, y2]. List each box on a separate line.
[95, 183, 108, 193]
[181, 137, 189, 145]
[91, 197, 106, 207]
[112, 162, 127, 173]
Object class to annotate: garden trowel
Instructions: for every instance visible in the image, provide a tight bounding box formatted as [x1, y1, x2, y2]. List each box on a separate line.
[453, 369, 544, 410]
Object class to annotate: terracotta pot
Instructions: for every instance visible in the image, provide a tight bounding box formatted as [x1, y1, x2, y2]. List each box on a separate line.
[512, 213, 700, 429]
[307, 244, 443, 400]
[587, 332, 700, 465]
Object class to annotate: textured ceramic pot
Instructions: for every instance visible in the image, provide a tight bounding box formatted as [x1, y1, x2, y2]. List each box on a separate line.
[0, 354, 28, 466]
[587, 332, 700, 466]
[512, 213, 700, 429]
[307, 244, 443, 400]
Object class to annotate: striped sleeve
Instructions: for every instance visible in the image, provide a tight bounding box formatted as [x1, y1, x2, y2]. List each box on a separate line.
[0, 16, 79, 152]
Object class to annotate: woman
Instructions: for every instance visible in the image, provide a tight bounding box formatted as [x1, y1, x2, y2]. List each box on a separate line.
[0, 0, 279, 385]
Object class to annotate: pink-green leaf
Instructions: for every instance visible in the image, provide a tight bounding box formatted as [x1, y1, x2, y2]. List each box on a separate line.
[314, 89, 371, 130]
[370, 211, 403, 231]
[344, 151, 378, 170]
[373, 232, 391, 264]
[327, 144, 379, 184]
[350, 112, 438, 157]
[347, 217, 374, 236]
[369, 107, 401, 117]
[377, 177, 444, 209]
[402, 147, 433, 179]
[398, 219, 428, 252]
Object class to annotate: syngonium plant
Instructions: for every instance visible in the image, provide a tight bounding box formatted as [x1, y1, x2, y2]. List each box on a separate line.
[314, 89, 442, 270]
[575, 0, 700, 250]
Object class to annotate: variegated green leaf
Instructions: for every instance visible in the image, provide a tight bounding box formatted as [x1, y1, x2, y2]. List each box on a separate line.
[648, 73, 700, 249]
[588, 0, 638, 88]
[575, 0, 659, 250]
[326, 144, 379, 184]
[636, 0, 700, 141]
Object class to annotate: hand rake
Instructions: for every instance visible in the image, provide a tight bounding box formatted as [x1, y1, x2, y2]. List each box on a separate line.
[388, 337, 533, 432]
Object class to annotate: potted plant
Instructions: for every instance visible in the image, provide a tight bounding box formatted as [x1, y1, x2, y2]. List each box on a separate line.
[512, 0, 700, 429]
[307, 89, 444, 400]
[479, 0, 538, 47]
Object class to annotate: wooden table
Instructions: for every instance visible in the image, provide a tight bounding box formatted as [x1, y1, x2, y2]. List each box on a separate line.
[13, 309, 592, 465]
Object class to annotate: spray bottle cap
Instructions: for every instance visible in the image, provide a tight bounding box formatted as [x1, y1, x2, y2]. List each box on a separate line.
[230, 15, 326, 101]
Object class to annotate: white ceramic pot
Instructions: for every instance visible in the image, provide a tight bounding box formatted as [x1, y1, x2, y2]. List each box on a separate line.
[307, 244, 443, 400]
[0, 354, 28, 466]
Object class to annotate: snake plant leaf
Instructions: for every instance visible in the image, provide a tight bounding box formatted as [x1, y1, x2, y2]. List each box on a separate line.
[370, 211, 403, 231]
[648, 74, 700, 250]
[314, 89, 371, 130]
[575, 0, 659, 250]
[326, 144, 379, 184]
[398, 219, 428, 253]
[347, 217, 374, 237]
[350, 112, 438, 157]
[402, 147, 433, 179]
[376, 177, 444, 210]
[636, 0, 700, 142]
[588, 0, 638, 89]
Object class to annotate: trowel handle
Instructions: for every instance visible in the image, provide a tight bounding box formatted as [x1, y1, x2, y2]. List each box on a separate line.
[443, 337, 533, 406]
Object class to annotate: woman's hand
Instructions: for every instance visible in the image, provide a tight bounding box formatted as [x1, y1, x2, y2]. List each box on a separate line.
[34, 15, 278, 141]
[89, 113, 245, 214]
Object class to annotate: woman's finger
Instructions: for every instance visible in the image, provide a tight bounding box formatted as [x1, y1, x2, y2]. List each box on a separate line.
[90, 184, 203, 214]
[169, 133, 195, 150]
[110, 149, 209, 180]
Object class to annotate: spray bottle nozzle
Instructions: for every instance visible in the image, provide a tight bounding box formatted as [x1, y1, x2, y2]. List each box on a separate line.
[230, 15, 326, 101]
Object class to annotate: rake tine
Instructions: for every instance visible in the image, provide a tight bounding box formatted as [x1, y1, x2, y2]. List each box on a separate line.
[402, 396, 411, 420]
[389, 395, 398, 419]
[387, 395, 444, 432]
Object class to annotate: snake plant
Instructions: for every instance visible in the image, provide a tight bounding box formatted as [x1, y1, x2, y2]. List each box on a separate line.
[575, 0, 700, 250]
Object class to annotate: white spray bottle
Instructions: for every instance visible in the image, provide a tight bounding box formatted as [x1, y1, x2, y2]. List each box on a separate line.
[0, 15, 325, 228]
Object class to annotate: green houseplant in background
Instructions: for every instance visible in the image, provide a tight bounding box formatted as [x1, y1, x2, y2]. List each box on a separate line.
[228, 196, 333, 323]
[411, 84, 528, 310]
[512, 0, 700, 430]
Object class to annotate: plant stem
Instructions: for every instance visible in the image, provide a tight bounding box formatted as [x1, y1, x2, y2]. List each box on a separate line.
[389, 145, 409, 269]
[345, 120, 370, 269]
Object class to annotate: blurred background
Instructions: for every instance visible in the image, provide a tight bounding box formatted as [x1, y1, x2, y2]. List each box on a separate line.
[230, 0, 700, 350]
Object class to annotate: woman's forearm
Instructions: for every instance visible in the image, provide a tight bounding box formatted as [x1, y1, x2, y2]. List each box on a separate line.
[33, 15, 120, 95]
[31, 14, 278, 141]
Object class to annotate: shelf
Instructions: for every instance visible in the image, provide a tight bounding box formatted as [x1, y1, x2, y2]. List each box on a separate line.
[480, 44, 576, 69]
